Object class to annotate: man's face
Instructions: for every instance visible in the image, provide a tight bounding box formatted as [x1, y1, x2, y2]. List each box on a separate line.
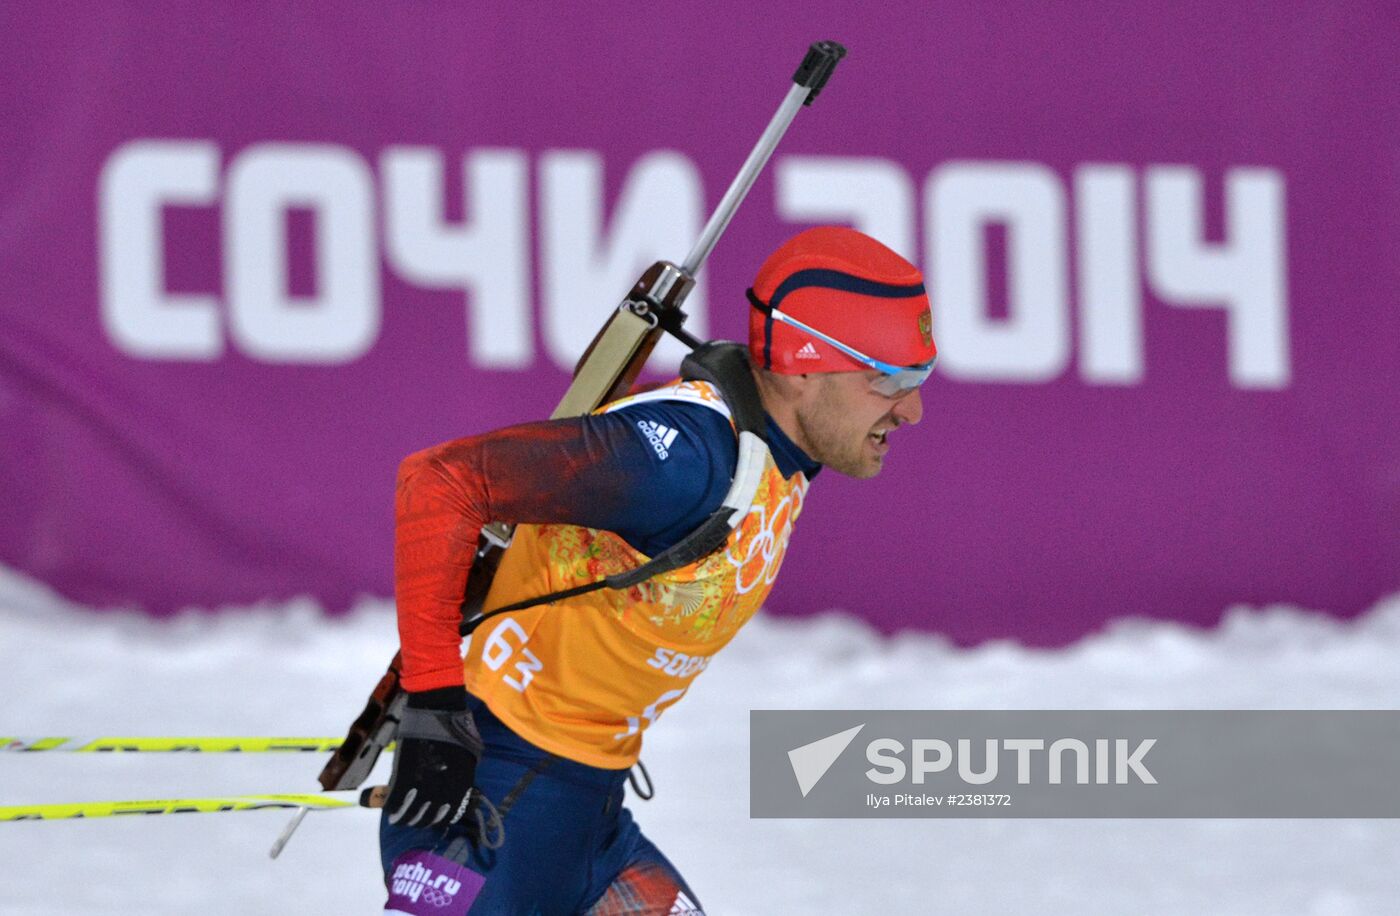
[793, 371, 924, 478]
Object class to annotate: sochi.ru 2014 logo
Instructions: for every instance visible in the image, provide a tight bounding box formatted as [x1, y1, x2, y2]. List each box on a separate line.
[391, 859, 462, 907]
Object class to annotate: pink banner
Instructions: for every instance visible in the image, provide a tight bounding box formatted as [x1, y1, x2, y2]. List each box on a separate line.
[2, 3, 1396, 642]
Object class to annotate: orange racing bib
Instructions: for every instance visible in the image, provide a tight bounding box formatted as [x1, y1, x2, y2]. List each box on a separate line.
[461, 380, 808, 768]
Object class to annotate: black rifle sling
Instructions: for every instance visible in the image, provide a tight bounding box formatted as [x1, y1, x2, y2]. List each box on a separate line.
[459, 341, 771, 637]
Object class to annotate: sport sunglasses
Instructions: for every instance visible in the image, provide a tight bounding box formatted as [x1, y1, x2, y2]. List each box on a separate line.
[746, 289, 937, 396]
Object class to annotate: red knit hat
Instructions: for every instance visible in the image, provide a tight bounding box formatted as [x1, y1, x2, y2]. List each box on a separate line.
[748, 226, 936, 374]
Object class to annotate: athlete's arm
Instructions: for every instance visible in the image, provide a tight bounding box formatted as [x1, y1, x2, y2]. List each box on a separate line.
[395, 403, 736, 693]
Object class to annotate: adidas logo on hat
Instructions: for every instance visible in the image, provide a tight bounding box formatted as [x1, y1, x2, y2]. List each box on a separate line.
[637, 419, 680, 460]
[748, 226, 936, 374]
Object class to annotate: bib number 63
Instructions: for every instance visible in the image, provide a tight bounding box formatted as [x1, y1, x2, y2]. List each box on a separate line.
[481, 618, 543, 693]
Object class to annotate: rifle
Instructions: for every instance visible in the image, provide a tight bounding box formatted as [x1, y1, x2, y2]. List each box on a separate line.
[282, 41, 846, 857]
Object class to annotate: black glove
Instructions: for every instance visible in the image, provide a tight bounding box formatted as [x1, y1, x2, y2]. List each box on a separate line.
[384, 688, 483, 828]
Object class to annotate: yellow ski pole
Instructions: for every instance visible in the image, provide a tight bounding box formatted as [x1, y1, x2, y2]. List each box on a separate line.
[0, 793, 365, 822]
[2, 736, 358, 753]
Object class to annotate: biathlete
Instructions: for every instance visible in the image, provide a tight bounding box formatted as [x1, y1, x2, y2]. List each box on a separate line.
[380, 226, 937, 915]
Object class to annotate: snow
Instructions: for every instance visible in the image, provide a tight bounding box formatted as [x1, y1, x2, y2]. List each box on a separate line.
[2, 565, 1398, 915]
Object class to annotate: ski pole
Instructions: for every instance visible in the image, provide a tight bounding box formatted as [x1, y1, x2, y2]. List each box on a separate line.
[1, 738, 391, 855]
[0, 792, 366, 822]
[268, 787, 388, 859]
[2, 736, 357, 753]
[1, 786, 390, 860]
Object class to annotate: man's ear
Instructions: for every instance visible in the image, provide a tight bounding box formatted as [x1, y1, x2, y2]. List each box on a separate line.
[785, 372, 828, 410]
[755, 367, 817, 408]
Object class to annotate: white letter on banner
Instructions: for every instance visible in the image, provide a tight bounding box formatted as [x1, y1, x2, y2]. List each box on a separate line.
[1048, 738, 1090, 784]
[539, 151, 706, 371]
[1003, 738, 1045, 784]
[99, 140, 222, 359]
[382, 148, 531, 368]
[225, 144, 379, 363]
[927, 163, 1069, 381]
[911, 738, 951, 784]
[865, 738, 906, 784]
[777, 157, 916, 261]
[1115, 738, 1157, 784]
[1075, 166, 1144, 384]
[957, 738, 999, 785]
[1145, 167, 1290, 388]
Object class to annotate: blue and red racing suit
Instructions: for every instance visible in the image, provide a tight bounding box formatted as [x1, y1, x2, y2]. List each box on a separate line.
[385, 378, 819, 914]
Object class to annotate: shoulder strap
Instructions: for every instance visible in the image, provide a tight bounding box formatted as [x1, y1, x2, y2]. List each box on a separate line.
[460, 341, 773, 635]
[679, 341, 766, 436]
